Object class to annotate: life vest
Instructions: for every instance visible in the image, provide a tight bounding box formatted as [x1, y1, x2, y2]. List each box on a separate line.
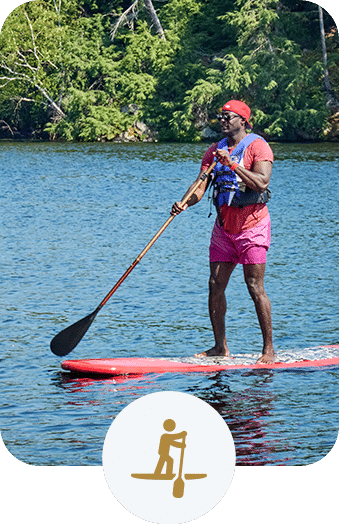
[212, 134, 271, 219]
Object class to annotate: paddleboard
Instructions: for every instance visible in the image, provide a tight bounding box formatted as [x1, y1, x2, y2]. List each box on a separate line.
[61, 345, 339, 377]
[130, 473, 207, 480]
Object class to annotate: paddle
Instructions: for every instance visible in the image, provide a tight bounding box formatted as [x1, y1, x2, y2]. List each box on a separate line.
[173, 434, 186, 498]
[50, 162, 216, 356]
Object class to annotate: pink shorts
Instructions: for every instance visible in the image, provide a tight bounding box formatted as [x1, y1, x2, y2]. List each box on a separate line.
[209, 213, 271, 265]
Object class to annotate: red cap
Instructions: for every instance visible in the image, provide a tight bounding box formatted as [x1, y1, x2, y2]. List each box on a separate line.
[222, 100, 252, 128]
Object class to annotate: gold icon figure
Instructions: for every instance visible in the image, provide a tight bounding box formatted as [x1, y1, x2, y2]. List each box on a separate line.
[131, 419, 207, 498]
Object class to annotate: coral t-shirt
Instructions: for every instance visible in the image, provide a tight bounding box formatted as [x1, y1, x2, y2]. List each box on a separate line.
[201, 137, 274, 234]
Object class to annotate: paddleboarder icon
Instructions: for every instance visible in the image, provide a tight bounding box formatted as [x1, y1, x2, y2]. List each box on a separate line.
[131, 419, 207, 498]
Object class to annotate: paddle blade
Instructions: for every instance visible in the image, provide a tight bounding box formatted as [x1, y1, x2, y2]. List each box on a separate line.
[50, 308, 99, 356]
[173, 477, 185, 499]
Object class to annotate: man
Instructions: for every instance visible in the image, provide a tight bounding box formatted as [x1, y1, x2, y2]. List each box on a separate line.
[171, 100, 275, 363]
[153, 419, 187, 478]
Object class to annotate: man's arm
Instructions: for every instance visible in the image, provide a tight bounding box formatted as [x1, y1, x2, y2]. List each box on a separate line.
[171, 142, 217, 216]
[171, 431, 187, 448]
[233, 160, 272, 192]
[214, 149, 272, 193]
[171, 170, 211, 216]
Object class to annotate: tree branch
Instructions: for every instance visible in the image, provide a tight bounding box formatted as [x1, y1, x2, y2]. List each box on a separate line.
[24, 10, 40, 65]
[0, 8, 66, 119]
[0, 120, 15, 136]
[111, 0, 140, 40]
[144, 0, 166, 41]
[111, 0, 166, 41]
[52, 0, 62, 16]
[0, 63, 65, 117]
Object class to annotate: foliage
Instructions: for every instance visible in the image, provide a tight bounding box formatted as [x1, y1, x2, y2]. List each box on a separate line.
[0, 0, 338, 141]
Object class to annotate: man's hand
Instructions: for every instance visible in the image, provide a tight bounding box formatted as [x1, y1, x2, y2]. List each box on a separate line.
[214, 149, 232, 167]
[171, 201, 188, 216]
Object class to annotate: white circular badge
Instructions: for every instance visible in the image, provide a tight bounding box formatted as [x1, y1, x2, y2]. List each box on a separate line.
[102, 391, 235, 524]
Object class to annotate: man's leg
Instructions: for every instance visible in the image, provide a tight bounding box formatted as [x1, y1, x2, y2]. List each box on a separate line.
[154, 455, 173, 477]
[195, 261, 236, 357]
[243, 263, 274, 363]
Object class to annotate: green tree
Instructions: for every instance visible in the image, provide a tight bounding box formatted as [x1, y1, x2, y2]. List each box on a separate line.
[45, 4, 138, 141]
[145, 0, 212, 140]
[0, 0, 337, 141]
[0, 0, 66, 137]
[172, 0, 335, 141]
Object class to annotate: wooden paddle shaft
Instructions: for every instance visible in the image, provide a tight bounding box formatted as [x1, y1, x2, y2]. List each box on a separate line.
[98, 162, 216, 310]
[177, 434, 186, 479]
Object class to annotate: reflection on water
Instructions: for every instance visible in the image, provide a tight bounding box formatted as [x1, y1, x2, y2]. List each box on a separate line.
[54, 364, 337, 466]
[1, 141, 338, 466]
[187, 371, 286, 466]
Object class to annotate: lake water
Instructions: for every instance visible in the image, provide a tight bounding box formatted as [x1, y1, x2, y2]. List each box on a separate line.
[1, 140, 338, 466]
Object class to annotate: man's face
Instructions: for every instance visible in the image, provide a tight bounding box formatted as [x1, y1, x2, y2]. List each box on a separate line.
[217, 111, 242, 134]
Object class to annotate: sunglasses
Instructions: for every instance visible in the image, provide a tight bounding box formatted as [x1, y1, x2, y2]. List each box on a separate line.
[216, 113, 240, 122]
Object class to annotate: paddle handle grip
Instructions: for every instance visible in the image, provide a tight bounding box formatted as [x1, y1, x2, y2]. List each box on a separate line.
[98, 162, 216, 310]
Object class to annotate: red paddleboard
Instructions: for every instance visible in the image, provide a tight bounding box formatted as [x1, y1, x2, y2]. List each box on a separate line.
[61, 345, 339, 377]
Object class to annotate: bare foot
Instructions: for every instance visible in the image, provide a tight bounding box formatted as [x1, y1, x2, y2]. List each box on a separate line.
[194, 346, 230, 358]
[256, 350, 275, 364]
